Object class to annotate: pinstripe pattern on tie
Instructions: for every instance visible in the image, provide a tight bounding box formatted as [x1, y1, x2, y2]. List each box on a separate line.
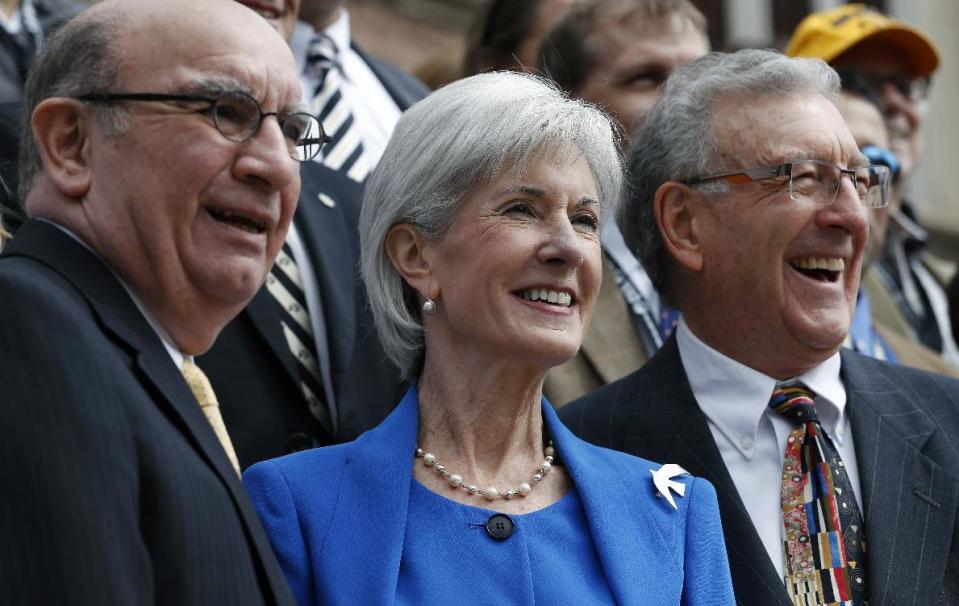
[770, 384, 867, 606]
[308, 34, 370, 183]
[265, 242, 333, 433]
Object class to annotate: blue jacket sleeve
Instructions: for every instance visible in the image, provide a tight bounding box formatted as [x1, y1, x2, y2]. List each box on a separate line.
[681, 478, 736, 605]
[244, 460, 315, 606]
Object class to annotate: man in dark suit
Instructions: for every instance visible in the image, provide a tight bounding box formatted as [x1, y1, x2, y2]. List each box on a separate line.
[200, 0, 417, 468]
[560, 49, 959, 604]
[0, 0, 306, 602]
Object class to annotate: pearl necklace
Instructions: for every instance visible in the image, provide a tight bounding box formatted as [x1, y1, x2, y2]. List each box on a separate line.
[414, 442, 555, 501]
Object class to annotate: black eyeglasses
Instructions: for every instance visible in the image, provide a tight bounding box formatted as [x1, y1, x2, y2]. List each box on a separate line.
[76, 90, 329, 162]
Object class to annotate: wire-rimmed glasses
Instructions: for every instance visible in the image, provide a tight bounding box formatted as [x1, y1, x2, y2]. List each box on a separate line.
[687, 160, 892, 208]
[76, 90, 329, 162]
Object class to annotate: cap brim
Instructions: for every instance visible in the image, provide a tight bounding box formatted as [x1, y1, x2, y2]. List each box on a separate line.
[833, 26, 939, 77]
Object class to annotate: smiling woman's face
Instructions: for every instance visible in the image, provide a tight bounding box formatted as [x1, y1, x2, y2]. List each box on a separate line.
[420, 146, 603, 372]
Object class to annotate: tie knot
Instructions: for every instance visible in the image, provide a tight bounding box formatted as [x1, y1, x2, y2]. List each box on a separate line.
[769, 383, 819, 425]
[307, 34, 339, 67]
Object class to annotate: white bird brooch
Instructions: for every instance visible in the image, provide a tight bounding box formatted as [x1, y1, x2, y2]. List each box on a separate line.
[650, 463, 690, 511]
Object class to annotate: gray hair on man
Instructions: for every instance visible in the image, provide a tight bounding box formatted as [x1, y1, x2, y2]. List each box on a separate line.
[360, 70, 623, 379]
[18, 8, 124, 203]
[621, 48, 840, 306]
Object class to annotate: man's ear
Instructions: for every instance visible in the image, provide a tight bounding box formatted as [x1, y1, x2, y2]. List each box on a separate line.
[654, 181, 704, 273]
[385, 223, 437, 300]
[31, 98, 93, 198]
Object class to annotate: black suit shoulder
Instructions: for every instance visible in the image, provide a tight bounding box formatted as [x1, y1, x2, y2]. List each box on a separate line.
[353, 44, 429, 109]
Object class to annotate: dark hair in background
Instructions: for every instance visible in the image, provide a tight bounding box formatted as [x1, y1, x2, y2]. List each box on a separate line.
[461, 0, 543, 75]
[539, 0, 708, 94]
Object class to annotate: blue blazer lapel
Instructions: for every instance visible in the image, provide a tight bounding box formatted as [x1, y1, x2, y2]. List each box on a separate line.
[320, 386, 419, 604]
[545, 401, 686, 604]
[841, 351, 959, 603]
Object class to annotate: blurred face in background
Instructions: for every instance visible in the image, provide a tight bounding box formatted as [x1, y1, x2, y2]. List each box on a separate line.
[836, 91, 892, 271]
[576, 10, 708, 143]
[233, 0, 301, 42]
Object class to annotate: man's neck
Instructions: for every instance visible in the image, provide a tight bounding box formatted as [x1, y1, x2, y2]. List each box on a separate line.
[0, 0, 22, 21]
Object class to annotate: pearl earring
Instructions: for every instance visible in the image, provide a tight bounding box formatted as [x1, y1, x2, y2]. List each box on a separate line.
[422, 297, 436, 315]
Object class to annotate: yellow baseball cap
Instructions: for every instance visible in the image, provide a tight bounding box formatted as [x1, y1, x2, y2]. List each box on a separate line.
[785, 3, 939, 77]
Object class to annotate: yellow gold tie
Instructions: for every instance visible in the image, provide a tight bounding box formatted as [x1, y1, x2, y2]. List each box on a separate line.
[180, 359, 241, 477]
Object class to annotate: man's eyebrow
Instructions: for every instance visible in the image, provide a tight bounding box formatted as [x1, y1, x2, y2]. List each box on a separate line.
[849, 153, 871, 169]
[576, 197, 600, 209]
[181, 76, 252, 97]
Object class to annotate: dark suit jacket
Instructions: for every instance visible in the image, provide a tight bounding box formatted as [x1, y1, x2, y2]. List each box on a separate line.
[0, 221, 294, 605]
[560, 337, 959, 605]
[200, 163, 406, 467]
[353, 43, 430, 111]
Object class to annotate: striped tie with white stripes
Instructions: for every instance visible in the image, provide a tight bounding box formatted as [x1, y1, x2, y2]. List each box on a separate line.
[265, 242, 333, 434]
[308, 34, 370, 182]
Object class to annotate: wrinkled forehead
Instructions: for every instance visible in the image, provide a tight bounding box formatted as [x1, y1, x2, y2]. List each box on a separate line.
[116, 1, 302, 109]
[711, 92, 861, 166]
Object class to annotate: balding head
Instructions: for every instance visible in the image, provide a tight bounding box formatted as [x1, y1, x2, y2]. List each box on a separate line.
[21, 0, 304, 353]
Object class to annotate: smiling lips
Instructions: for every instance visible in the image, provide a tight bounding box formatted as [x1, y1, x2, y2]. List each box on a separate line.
[207, 207, 267, 234]
[789, 255, 845, 283]
[519, 288, 574, 307]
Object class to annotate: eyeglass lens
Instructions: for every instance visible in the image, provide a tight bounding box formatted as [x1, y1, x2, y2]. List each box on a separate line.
[211, 91, 321, 161]
[788, 161, 889, 208]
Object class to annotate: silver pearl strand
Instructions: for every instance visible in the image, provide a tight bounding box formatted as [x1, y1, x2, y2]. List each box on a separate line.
[414, 442, 556, 501]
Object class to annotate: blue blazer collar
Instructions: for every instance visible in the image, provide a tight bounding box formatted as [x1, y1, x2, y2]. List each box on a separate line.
[322, 385, 684, 604]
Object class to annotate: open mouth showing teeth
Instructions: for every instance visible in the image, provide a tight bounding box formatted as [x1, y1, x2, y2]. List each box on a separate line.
[518, 288, 574, 307]
[208, 208, 267, 235]
[790, 256, 844, 283]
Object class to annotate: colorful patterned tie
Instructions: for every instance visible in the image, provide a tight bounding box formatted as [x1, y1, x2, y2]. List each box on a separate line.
[308, 34, 370, 183]
[769, 384, 867, 606]
[180, 359, 241, 477]
[265, 242, 334, 435]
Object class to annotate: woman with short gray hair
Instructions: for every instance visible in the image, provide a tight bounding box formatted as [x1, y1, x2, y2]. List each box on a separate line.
[245, 71, 734, 605]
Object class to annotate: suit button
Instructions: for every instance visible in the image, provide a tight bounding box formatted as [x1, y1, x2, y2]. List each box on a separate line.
[485, 514, 514, 540]
[286, 433, 316, 453]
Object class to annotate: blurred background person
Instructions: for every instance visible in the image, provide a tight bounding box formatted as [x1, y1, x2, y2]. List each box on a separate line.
[245, 71, 734, 605]
[200, 0, 407, 470]
[836, 88, 957, 375]
[293, 0, 427, 183]
[416, 0, 574, 89]
[537, 0, 710, 405]
[0, 0, 80, 234]
[787, 3, 959, 368]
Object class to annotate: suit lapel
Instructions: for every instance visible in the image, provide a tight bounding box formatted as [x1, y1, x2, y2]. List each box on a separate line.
[351, 43, 424, 110]
[622, 339, 790, 605]
[546, 402, 686, 603]
[321, 387, 418, 604]
[842, 351, 959, 603]
[578, 256, 649, 384]
[6, 222, 291, 602]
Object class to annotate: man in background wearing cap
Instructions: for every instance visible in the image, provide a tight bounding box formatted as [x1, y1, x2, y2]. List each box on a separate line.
[787, 3, 959, 370]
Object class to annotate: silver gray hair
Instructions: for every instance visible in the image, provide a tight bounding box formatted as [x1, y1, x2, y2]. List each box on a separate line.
[620, 49, 840, 306]
[360, 71, 623, 380]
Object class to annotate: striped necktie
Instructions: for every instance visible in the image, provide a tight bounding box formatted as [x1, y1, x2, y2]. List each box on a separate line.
[308, 34, 370, 183]
[265, 242, 334, 435]
[180, 359, 241, 476]
[769, 384, 867, 606]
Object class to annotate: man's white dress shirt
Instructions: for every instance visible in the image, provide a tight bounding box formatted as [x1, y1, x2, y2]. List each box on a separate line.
[675, 318, 863, 580]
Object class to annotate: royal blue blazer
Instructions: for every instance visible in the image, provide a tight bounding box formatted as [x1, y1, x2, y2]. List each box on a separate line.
[244, 387, 735, 605]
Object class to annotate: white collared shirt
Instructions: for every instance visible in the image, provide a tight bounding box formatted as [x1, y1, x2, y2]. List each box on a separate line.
[675, 318, 862, 580]
[41, 219, 186, 368]
[291, 10, 402, 167]
[601, 220, 661, 321]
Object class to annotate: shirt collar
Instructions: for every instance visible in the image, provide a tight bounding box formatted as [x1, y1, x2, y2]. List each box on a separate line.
[39, 218, 186, 368]
[291, 8, 350, 69]
[676, 318, 847, 459]
[1, 0, 39, 36]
